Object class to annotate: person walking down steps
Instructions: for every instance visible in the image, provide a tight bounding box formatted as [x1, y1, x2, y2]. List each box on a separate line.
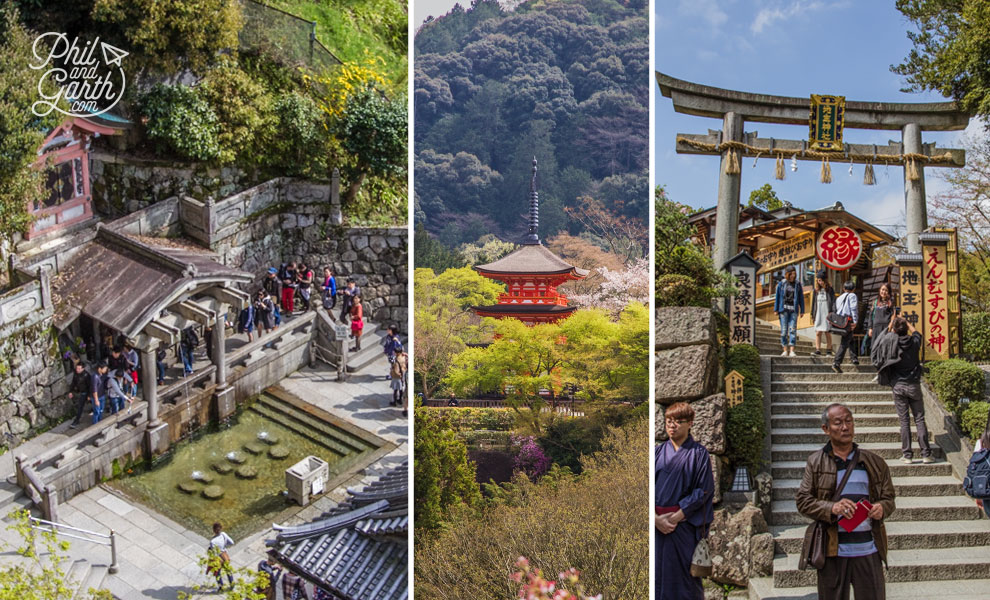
[832, 280, 859, 374]
[774, 265, 805, 357]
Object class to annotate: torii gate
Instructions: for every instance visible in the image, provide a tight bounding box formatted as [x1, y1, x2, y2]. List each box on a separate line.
[656, 72, 970, 269]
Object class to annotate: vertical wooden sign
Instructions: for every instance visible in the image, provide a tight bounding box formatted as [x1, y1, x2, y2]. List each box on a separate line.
[920, 232, 950, 361]
[896, 254, 924, 331]
[725, 251, 762, 347]
[935, 228, 962, 358]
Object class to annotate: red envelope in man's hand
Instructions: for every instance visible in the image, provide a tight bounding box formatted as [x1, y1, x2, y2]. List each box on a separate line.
[838, 500, 873, 533]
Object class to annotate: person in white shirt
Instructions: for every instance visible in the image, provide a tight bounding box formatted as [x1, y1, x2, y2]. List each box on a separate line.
[208, 522, 235, 590]
[832, 280, 860, 374]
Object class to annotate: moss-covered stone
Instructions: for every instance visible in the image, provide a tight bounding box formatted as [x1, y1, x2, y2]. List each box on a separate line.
[243, 442, 265, 455]
[178, 481, 199, 494]
[212, 462, 233, 475]
[268, 446, 290, 459]
[235, 466, 258, 479]
[202, 485, 225, 499]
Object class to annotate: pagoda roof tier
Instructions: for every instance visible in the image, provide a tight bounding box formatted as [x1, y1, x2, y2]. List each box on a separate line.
[473, 304, 578, 316]
[474, 244, 589, 278]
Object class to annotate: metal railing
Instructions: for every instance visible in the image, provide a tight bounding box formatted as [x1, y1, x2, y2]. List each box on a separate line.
[29, 516, 119, 574]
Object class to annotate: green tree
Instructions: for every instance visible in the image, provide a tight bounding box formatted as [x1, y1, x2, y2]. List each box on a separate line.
[458, 234, 516, 266]
[139, 83, 222, 161]
[196, 61, 275, 166]
[338, 86, 407, 203]
[0, 509, 112, 599]
[414, 403, 482, 532]
[414, 224, 466, 272]
[0, 5, 61, 247]
[91, 0, 242, 74]
[414, 267, 502, 399]
[893, 0, 990, 119]
[748, 183, 783, 211]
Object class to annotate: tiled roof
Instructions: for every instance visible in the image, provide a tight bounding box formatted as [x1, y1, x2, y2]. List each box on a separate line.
[270, 461, 408, 600]
[474, 244, 589, 277]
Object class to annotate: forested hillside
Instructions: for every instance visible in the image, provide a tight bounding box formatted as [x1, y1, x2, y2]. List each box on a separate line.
[414, 0, 648, 246]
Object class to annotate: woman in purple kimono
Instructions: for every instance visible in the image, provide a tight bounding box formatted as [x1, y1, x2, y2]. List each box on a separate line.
[655, 401, 715, 600]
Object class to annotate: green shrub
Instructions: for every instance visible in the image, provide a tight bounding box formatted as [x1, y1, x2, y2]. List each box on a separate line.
[926, 359, 987, 413]
[458, 430, 513, 448]
[961, 401, 990, 442]
[140, 83, 221, 161]
[418, 407, 517, 431]
[727, 344, 761, 383]
[196, 62, 275, 165]
[270, 91, 330, 177]
[726, 385, 765, 471]
[655, 274, 710, 308]
[963, 313, 990, 361]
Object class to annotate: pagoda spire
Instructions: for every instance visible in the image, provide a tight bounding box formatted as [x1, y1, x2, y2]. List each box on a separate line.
[522, 157, 540, 245]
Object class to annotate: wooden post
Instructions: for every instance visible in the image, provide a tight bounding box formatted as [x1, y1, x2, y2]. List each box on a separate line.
[903, 123, 928, 253]
[714, 112, 744, 271]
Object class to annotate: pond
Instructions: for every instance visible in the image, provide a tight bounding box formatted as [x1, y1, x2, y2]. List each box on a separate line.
[111, 394, 377, 540]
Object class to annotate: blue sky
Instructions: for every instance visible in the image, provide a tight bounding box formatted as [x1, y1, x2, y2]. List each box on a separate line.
[654, 0, 981, 236]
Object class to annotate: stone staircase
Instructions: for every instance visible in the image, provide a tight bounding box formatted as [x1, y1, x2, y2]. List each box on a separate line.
[755, 321, 818, 356]
[750, 355, 990, 599]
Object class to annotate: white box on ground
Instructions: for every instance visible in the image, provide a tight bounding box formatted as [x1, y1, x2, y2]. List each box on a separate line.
[286, 456, 330, 505]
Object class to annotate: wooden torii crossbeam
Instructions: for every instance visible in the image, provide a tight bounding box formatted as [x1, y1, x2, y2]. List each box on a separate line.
[656, 72, 971, 266]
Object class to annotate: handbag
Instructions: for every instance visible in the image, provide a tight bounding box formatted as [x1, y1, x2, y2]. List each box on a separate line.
[827, 294, 854, 334]
[690, 538, 713, 577]
[799, 450, 860, 570]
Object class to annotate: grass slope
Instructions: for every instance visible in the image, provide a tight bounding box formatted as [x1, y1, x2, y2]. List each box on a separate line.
[266, 0, 407, 90]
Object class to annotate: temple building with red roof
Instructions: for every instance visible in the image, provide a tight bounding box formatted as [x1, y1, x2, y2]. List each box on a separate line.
[472, 159, 589, 324]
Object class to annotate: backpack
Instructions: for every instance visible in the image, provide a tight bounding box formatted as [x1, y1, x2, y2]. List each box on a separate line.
[964, 448, 990, 499]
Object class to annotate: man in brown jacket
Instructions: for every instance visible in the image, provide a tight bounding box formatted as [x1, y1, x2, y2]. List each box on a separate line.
[796, 403, 896, 600]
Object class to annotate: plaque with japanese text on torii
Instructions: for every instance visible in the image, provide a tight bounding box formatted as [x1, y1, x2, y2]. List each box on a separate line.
[725, 251, 762, 347]
[809, 94, 845, 152]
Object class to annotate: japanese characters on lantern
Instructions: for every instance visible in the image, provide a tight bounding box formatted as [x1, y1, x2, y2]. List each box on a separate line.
[921, 238, 949, 361]
[816, 225, 862, 271]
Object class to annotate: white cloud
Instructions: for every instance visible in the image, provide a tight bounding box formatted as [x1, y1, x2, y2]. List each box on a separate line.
[679, 0, 728, 29]
[750, 1, 842, 34]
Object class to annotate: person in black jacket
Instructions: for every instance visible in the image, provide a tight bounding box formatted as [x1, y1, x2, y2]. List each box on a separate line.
[68, 362, 92, 429]
[810, 270, 836, 356]
[887, 317, 932, 464]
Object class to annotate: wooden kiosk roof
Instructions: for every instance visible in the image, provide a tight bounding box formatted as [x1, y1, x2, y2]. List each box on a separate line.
[737, 203, 896, 253]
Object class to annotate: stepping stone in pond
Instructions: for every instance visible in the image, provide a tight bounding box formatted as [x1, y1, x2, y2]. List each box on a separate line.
[178, 481, 198, 494]
[268, 446, 290, 459]
[244, 442, 266, 455]
[192, 472, 214, 484]
[202, 485, 224, 499]
[235, 466, 258, 479]
[213, 463, 233, 475]
[225, 452, 246, 464]
[259, 434, 279, 446]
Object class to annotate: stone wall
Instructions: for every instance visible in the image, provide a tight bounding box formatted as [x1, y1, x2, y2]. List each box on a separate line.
[89, 152, 257, 217]
[655, 307, 773, 595]
[0, 278, 67, 448]
[655, 307, 727, 501]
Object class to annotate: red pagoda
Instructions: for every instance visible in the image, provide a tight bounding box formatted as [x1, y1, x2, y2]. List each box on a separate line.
[472, 158, 588, 324]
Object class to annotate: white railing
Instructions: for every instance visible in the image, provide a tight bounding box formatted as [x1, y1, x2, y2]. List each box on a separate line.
[29, 516, 119, 574]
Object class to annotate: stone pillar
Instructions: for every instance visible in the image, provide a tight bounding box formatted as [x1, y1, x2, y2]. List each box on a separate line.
[330, 168, 342, 226]
[140, 345, 159, 426]
[212, 312, 226, 386]
[714, 112, 744, 272]
[903, 122, 928, 253]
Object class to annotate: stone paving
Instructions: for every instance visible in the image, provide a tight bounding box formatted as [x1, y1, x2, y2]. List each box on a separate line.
[0, 355, 408, 600]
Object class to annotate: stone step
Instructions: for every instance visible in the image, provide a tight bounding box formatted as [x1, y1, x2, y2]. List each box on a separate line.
[772, 475, 962, 500]
[770, 520, 990, 554]
[771, 372, 878, 382]
[771, 459, 953, 479]
[771, 496, 983, 526]
[771, 443, 945, 462]
[344, 325, 397, 373]
[771, 426, 923, 445]
[772, 363, 877, 374]
[749, 575, 990, 599]
[770, 390, 892, 403]
[65, 559, 90, 599]
[771, 401, 901, 415]
[0, 480, 25, 513]
[771, 381, 887, 392]
[772, 545, 990, 587]
[772, 356, 873, 367]
[771, 413, 901, 429]
[249, 398, 372, 455]
[76, 564, 108, 599]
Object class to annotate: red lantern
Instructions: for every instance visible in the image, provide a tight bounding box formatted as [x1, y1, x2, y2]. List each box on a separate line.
[817, 226, 862, 270]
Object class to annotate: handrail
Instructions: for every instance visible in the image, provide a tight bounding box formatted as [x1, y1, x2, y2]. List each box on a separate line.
[226, 310, 315, 365]
[30, 516, 118, 574]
